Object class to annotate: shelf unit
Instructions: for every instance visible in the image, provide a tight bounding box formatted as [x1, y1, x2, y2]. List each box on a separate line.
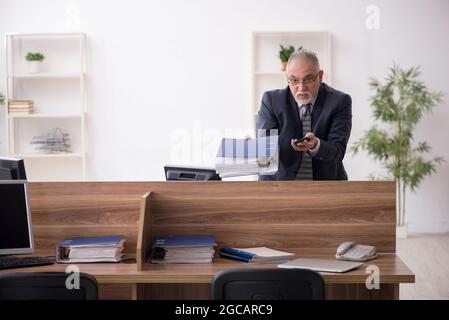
[4, 32, 87, 181]
[251, 31, 331, 127]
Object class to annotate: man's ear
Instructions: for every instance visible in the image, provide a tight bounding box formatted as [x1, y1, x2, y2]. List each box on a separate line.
[319, 70, 324, 82]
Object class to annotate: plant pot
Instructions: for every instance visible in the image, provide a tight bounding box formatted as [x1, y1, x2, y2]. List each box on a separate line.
[396, 225, 408, 239]
[27, 61, 41, 73]
[280, 61, 287, 72]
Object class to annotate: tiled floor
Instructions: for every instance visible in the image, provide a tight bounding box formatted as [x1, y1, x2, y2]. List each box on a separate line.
[397, 234, 449, 299]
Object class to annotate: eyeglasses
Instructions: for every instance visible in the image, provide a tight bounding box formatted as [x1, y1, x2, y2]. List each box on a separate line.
[287, 73, 320, 86]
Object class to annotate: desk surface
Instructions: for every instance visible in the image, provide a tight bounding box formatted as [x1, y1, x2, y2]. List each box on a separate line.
[0, 254, 414, 285]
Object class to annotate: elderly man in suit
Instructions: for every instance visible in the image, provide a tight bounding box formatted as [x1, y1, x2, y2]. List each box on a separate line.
[258, 49, 352, 180]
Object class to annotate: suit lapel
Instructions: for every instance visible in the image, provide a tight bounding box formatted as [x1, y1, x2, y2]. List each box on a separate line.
[286, 87, 302, 137]
[312, 83, 326, 130]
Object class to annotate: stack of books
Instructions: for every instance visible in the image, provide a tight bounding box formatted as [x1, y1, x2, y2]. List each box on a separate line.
[219, 246, 294, 263]
[8, 100, 34, 115]
[150, 235, 216, 264]
[215, 133, 279, 178]
[56, 235, 125, 263]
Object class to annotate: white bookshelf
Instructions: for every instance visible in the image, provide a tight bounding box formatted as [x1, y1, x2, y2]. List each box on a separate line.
[251, 31, 331, 127]
[7, 113, 85, 119]
[15, 153, 84, 159]
[8, 73, 85, 79]
[4, 32, 87, 181]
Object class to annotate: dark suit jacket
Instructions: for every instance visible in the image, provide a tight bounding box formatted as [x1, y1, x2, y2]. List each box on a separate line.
[257, 83, 352, 180]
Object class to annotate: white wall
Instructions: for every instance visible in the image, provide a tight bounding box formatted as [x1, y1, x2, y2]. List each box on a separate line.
[1, 0, 448, 233]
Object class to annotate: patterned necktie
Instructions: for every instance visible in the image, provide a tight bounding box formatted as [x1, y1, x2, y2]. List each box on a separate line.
[296, 103, 313, 180]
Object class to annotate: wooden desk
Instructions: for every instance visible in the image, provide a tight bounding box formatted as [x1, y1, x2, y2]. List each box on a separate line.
[2, 181, 414, 300]
[0, 254, 414, 299]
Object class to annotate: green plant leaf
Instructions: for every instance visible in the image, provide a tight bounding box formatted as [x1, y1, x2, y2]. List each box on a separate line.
[25, 52, 45, 62]
[278, 45, 295, 62]
[351, 63, 445, 196]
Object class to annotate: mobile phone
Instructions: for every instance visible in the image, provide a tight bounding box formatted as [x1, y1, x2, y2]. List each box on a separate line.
[295, 135, 309, 145]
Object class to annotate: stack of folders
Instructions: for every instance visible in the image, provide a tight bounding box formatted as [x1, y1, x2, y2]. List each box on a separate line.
[150, 235, 216, 264]
[56, 235, 125, 263]
[215, 133, 279, 178]
[219, 246, 294, 263]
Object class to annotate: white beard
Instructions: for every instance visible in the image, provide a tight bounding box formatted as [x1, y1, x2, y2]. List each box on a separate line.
[295, 94, 312, 105]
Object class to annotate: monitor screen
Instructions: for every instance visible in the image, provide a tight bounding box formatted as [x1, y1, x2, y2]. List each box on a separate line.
[0, 157, 27, 180]
[0, 180, 34, 255]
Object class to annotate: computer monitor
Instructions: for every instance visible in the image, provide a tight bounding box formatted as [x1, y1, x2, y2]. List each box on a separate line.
[0, 180, 34, 255]
[0, 156, 27, 180]
[164, 165, 221, 181]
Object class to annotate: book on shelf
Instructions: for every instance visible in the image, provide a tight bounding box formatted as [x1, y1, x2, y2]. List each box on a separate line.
[8, 100, 34, 114]
[150, 235, 216, 264]
[8, 99, 34, 105]
[56, 235, 125, 263]
[219, 246, 294, 263]
[8, 100, 33, 106]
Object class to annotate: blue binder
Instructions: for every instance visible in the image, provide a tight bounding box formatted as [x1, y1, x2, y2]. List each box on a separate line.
[151, 235, 216, 263]
[56, 235, 125, 263]
[152, 235, 216, 248]
[58, 235, 124, 247]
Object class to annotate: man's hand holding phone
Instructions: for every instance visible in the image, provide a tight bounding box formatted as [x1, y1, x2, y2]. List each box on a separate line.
[291, 132, 318, 152]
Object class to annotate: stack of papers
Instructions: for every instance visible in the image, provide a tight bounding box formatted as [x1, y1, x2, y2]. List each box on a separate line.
[151, 235, 216, 264]
[219, 246, 294, 263]
[56, 235, 125, 263]
[215, 134, 279, 178]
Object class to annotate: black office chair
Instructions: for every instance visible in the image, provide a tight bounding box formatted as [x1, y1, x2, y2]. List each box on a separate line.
[0, 272, 98, 300]
[211, 268, 325, 300]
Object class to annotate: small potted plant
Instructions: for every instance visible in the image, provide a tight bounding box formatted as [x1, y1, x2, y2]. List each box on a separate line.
[278, 45, 298, 71]
[25, 52, 46, 73]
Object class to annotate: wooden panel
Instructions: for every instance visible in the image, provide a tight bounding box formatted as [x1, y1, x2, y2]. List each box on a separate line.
[24, 181, 406, 300]
[28, 180, 396, 259]
[151, 194, 394, 225]
[326, 284, 399, 300]
[136, 283, 399, 300]
[29, 182, 147, 256]
[98, 284, 135, 300]
[137, 192, 152, 270]
[29, 181, 395, 196]
[146, 181, 396, 256]
[137, 283, 210, 300]
[150, 224, 395, 254]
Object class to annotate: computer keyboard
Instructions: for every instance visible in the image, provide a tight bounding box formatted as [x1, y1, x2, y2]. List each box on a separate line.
[0, 256, 54, 270]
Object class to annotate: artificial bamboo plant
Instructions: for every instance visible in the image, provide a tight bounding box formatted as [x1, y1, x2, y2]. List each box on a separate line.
[352, 64, 444, 226]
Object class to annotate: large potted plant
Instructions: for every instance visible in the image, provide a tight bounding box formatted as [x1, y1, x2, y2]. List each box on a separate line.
[351, 64, 444, 238]
[25, 52, 46, 73]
